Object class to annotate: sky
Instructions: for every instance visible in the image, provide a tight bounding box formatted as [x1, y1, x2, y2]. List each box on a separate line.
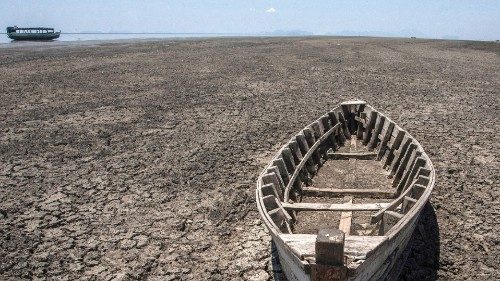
[1, 0, 499, 40]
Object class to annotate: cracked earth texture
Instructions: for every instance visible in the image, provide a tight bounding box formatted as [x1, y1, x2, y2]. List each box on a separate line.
[0, 37, 498, 280]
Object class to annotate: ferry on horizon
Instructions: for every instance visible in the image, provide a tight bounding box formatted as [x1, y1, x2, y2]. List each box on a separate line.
[7, 26, 60, 41]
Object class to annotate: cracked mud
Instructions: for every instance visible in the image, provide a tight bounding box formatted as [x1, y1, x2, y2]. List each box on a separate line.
[0, 37, 499, 280]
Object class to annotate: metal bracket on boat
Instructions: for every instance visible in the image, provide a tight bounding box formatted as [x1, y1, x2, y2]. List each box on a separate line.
[311, 228, 348, 281]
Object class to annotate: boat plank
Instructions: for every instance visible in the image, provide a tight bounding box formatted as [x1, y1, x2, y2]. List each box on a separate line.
[339, 198, 353, 235]
[302, 187, 396, 198]
[279, 234, 387, 260]
[282, 202, 390, 212]
[328, 151, 377, 160]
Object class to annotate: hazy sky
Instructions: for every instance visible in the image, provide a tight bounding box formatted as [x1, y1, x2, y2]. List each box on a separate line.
[2, 0, 499, 40]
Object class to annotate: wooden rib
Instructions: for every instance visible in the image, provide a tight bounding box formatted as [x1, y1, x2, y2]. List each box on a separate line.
[411, 184, 427, 199]
[295, 134, 316, 176]
[269, 208, 292, 233]
[262, 172, 283, 200]
[383, 130, 405, 168]
[328, 151, 377, 160]
[396, 153, 424, 193]
[356, 104, 367, 139]
[391, 143, 417, 184]
[267, 166, 286, 191]
[388, 137, 412, 177]
[402, 196, 417, 213]
[320, 115, 338, 150]
[341, 104, 355, 135]
[401, 157, 427, 191]
[282, 202, 391, 212]
[303, 128, 321, 167]
[288, 140, 303, 164]
[377, 122, 395, 161]
[381, 211, 404, 235]
[283, 124, 340, 202]
[281, 148, 296, 173]
[261, 183, 277, 197]
[302, 187, 396, 198]
[273, 158, 290, 186]
[371, 179, 422, 223]
[311, 121, 328, 160]
[337, 111, 351, 139]
[263, 195, 279, 210]
[368, 115, 385, 150]
[339, 198, 353, 235]
[328, 111, 346, 144]
[363, 111, 378, 145]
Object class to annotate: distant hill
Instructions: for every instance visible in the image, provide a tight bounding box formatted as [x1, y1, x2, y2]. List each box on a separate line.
[260, 30, 314, 36]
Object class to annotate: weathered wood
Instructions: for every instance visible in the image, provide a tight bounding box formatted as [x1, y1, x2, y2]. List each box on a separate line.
[388, 137, 412, 177]
[391, 143, 417, 184]
[273, 158, 290, 186]
[311, 121, 328, 161]
[415, 174, 430, 187]
[341, 104, 356, 135]
[320, 115, 338, 151]
[261, 173, 283, 200]
[411, 184, 427, 199]
[263, 195, 280, 211]
[382, 130, 405, 168]
[377, 122, 395, 161]
[356, 104, 367, 139]
[269, 208, 292, 233]
[398, 155, 426, 193]
[281, 148, 296, 173]
[402, 196, 417, 213]
[296, 134, 316, 177]
[303, 187, 396, 198]
[283, 124, 340, 201]
[371, 179, 420, 223]
[363, 111, 377, 145]
[328, 151, 377, 160]
[303, 127, 322, 167]
[340, 100, 366, 105]
[282, 202, 390, 212]
[289, 140, 309, 190]
[316, 228, 345, 266]
[328, 112, 346, 144]
[261, 183, 278, 197]
[311, 264, 348, 281]
[279, 233, 387, 260]
[267, 165, 286, 193]
[368, 115, 385, 150]
[288, 140, 303, 164]
[256, 102, 436, 281]
[337, 112, 351, 139]
[339, 198, 353, 235]
[381, 211, 404, 235]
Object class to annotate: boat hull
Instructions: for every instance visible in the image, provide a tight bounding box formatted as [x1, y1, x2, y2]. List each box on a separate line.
[256, 101, 435, 281]
[7, 32, 60, 41]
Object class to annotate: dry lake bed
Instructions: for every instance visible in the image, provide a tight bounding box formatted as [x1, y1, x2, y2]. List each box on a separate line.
[0, 37, 498, 280]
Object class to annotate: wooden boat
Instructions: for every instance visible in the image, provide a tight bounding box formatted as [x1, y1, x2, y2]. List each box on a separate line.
[7, 26, 60, 41]
[256, 101, 435, 281]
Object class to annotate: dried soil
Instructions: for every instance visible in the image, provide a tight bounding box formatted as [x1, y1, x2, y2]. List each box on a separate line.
[0, 37, 499, 280]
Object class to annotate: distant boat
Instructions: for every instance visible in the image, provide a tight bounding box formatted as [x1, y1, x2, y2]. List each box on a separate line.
[6, 26, 60, 41]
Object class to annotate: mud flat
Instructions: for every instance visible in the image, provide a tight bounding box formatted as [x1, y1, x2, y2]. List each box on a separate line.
[0, 37, 498, 280]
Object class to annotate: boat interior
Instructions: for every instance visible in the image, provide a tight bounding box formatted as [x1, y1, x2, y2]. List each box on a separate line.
[257, 101, 433, 271]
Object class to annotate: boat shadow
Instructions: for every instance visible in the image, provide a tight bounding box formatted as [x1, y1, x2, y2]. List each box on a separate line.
[270, 202, 440, 281]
